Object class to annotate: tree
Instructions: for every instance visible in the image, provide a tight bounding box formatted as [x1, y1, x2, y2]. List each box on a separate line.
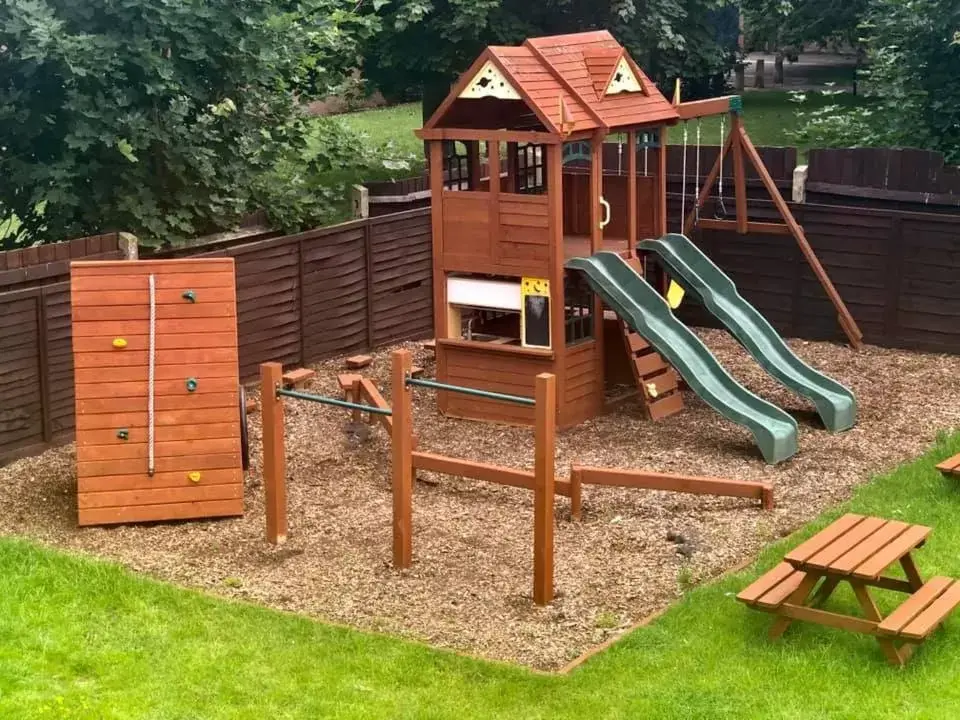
[361, 0, 739, 125]
[0, 0, 376, 246]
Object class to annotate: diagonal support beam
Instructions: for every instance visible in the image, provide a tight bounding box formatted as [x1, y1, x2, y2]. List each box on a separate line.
[737, 125, 864, 349]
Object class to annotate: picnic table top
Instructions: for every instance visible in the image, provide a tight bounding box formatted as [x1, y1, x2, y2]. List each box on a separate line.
[784, 513, 930, 580]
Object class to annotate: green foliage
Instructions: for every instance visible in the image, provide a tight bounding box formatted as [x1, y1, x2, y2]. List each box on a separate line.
[0, 0, 376, 246]
[741, 0, 868, 55]
[362, 0, 740, 118]
[787, 0, 960, 163]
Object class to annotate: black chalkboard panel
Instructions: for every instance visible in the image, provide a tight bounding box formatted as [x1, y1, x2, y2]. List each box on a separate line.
[523, 295, 551, 348]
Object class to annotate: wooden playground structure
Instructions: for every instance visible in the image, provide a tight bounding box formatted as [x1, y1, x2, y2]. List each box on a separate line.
[417, 30, 862, 429]
[259, 350, 773, 605]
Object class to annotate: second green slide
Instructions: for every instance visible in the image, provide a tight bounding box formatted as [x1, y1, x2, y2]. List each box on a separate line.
[639, 233, 857, 432]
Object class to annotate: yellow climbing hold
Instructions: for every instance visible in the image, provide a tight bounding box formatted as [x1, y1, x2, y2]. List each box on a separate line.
[112, 338, 128, 349]
[666, 281, 685, 309]
[188, 471, 202, 483]
[645, 382, 659, 399]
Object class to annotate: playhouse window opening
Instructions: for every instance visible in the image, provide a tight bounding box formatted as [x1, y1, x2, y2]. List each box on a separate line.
[442, 141, 472, 191]
[458, 307, 521, 345]
[564, 271, 595, 345]
[514, 143, 547, 194]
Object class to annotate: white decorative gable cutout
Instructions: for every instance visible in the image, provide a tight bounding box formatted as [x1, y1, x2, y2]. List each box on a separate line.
[606, 57, 643, 95]
[459, 60, 521, 100]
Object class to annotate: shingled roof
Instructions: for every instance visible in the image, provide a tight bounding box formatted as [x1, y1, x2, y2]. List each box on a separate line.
[423, 30, 679, 137]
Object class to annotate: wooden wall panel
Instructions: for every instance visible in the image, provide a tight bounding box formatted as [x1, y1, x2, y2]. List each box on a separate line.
[562, 340, 603, 427]
[70, 258, 243, 526]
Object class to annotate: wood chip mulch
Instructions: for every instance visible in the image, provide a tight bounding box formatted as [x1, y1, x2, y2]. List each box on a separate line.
[1, 330, 959, 671]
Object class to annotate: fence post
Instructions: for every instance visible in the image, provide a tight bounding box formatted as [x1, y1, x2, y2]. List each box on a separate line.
[533, 372, 556, 605]
[261, 362, 287, 544]
[392, 349, 413, 569]
[792, 164, 808, 204]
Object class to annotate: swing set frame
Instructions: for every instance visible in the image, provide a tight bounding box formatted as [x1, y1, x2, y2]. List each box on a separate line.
[672, 96, 864, 349]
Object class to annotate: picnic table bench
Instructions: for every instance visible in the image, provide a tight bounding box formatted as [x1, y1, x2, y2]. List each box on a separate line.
[937, 453, 960, 477]
[738, 513, 960, 666]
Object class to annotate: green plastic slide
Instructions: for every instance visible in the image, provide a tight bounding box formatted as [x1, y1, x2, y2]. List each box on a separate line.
[566, 252, 798, 465]
[639, 233, 857, 432]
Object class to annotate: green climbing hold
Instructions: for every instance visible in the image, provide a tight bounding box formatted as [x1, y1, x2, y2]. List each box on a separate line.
[182, 290, 196, 303]
[186, 378, 198, 392]
[116, 429, 129, 440]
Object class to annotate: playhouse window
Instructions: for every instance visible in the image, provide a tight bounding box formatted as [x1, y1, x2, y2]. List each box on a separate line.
[513, 143, 547, 194]
[564, 271, 595, 345]
[442, 141, 473, 191]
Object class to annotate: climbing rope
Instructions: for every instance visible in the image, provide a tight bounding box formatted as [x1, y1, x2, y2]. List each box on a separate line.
[718, 114, 728, 217]
[695, 119, 702, 225]
[148, 274, 156, 477]
[680, 121, 688, 233]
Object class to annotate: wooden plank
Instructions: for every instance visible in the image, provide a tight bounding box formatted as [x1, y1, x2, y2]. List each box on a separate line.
[77, 423, 239, 446]
[533, 372, 556, 606]
[784, 514, 866, 567]
[261, 362, 287, 544]
[777, 604, 879, 635]
[877, 576, 953, 635]
[676, 96, 737, 120]
[71, 273, 234, 292]
[70, 287, 237, 307]
[73, 348, 238, 368]
[852, 525, 931, 579]
[647, 392, 685, 420]
[72, 303, 236, 322]
[804, 516, 889, 570]
[76, 438, 240, 462]
[696, 219, 792, 235]
[71, 318, 236, 337]
[756, 571, 808, 609]
[936, 453, 960, 475]
[77, 392, 237, 414]
[70, 258, 234, 273]
[828, 520, 911, 574]
[72, 333, 237, 353]
[392, 350, 413, 569]
[78, 483, 242, 509]
[732, 119, 748, 235]
[78, 499, 243, 527]
[737, 562, 802, 605]
[899, 580, 960, 640]
[413, 451, 535, 490]
[73, 363, 238, 384]
[574, 465, 769, 501]
[78, 463, 242, 493]
[75, 377, 238, 400]
[75, 407, 238, 431]
[77, 452, 239, 478]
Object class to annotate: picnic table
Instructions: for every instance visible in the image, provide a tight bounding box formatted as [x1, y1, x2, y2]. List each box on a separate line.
[937, 453, 960, 477]
[738, 513, 960, 666]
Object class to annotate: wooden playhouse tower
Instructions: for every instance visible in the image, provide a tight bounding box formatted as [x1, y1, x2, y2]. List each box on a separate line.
[418, 31, 863, 430]
[418, 31, 687, 428]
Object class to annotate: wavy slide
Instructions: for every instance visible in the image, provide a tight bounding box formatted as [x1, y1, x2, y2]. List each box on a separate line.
[567, 252, 798, 465]
[639, 233, 857, 432]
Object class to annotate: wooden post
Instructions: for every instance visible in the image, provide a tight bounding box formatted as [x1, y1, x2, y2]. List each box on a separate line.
[732, 115, 749, 234]
[261, 362, 287, 545]
[467, 141, 482, 191]
[627, 130, 638, 254]
[533, 372, 557, 605]
[429, 141, 446, 341]
[392, 349, 413, 569]
[590, 131, 604, 254]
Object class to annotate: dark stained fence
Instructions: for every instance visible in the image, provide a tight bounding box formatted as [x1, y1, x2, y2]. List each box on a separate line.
[806, 148, 960, 212]
[0, 234, 126, 462]
[670, 197, 960, 354]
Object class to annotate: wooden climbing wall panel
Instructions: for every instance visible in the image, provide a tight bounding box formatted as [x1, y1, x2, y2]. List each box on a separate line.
[71, 259, 244, 526]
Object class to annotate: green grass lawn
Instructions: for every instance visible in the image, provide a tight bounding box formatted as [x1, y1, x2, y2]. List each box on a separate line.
[333, 91, 869, 160]
[2, 431, 960, 719]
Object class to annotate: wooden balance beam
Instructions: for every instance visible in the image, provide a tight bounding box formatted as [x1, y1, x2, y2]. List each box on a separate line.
[568, 464, 773, 520]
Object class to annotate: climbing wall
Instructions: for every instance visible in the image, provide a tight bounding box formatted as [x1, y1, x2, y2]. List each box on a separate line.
[70, 258, 244, 526]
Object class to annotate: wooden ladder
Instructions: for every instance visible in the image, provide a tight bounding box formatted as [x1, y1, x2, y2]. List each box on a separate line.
[621, 257, 684, 420]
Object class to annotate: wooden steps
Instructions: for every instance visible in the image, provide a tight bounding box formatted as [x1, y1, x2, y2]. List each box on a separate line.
[620, 321, 684, 420]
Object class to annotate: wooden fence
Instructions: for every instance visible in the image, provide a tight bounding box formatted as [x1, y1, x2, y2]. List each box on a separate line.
[0, 212, 433, 464]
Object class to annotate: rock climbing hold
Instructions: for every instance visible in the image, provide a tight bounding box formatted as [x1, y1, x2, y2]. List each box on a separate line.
[116, 428, 129, 440]
[182, 290, 196, 303]
[112, 338, 128, 349]
[186, 378, 198, 392]
[188, 471, 202, 483]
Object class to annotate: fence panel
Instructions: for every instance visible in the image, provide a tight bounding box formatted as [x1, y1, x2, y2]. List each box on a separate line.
[0, 288, 44, 458]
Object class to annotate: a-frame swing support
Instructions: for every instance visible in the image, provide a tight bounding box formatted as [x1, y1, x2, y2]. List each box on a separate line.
[675, 97, 864, 350]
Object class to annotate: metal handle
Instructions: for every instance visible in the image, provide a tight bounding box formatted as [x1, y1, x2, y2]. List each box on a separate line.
[600, 197, 611, 229]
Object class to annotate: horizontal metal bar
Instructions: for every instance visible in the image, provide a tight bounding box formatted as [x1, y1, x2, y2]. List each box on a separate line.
[405, 377, 535, 406]
[277, 388, 393, 415]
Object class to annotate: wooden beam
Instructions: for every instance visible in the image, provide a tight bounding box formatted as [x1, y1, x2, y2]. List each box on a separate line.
[683, 130, 735, 236]
[627, 130, 638, 253]
[391, 350, 413, 569]
[737, 125, 864, 348]
[412, 451, 534, 490]
[415, 128, 561, 145]
[429, 141, 446, 341]
[676, 96, 739, 120]
[467, 141, 482, 191]
[732, 115, 749, 234]
[573, 465, 773, 508]
[590, 131, 604, 254]
[533, 372, 556, 606]
[696, 219, 793, 235]
[261, 362, 287, 545]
